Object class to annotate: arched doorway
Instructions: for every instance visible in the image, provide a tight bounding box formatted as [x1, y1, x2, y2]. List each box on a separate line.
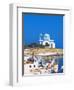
[51, 43, 53, 48]
[43, 41, 50, 46]
[45, 42, 49, 47]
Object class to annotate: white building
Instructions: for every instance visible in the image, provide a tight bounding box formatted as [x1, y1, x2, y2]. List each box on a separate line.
[24, 61, 39, 74]
[39, 33, 55, 48]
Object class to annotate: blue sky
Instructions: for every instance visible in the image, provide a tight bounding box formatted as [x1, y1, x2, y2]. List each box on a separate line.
[23, 13, 63, 49]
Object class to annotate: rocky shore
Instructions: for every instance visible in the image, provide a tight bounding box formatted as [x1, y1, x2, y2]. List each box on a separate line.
[24, 48, 63, 56]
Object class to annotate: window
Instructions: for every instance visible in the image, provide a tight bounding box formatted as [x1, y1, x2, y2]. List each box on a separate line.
[29, 65, 32, 68]
[34, 65, 36, 68]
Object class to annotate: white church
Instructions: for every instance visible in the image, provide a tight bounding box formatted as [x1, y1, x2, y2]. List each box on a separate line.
[39, 33, 55, 48]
